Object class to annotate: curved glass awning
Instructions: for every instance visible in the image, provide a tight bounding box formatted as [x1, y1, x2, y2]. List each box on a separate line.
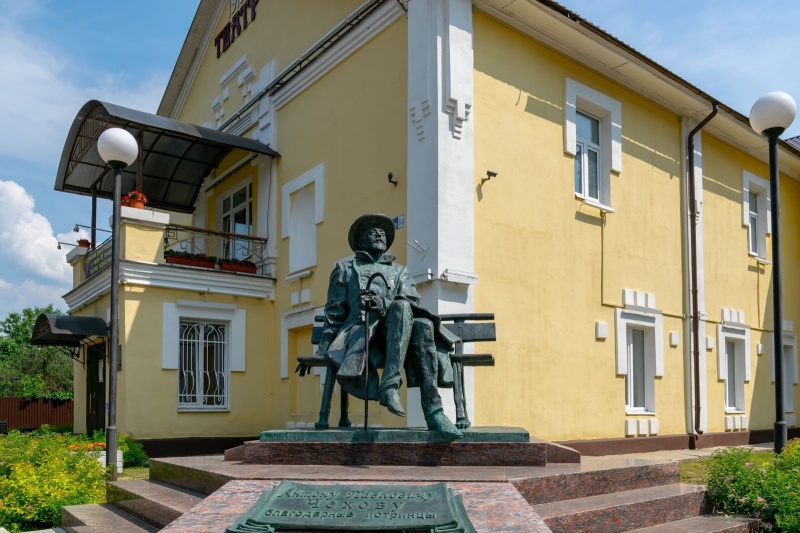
[54, 100, 279, 213]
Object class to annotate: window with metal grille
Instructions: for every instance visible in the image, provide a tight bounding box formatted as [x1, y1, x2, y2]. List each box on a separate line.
[179, 321, 228, 409]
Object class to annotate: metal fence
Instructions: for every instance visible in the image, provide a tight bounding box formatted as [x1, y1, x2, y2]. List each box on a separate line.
[0, 397, 74, 430]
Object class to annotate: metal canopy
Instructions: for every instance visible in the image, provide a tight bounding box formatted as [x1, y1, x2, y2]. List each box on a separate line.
[30, 314, 108, 347]
[54, 100, 279, 213]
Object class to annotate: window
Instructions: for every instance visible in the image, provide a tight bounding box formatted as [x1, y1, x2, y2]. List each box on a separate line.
[220, 181, 253, 260]
[615, 293, 663, 414]
[626, 327, 647, 410]
[785, 345, 795, 413]
[742, 171, 770, 259]
[162, 301, 246, 409]
[282, 164, 325, 274]
[724, 339, 744, 411]
[179, 321, 228, 409]
[288, 188, 316, 272]
[717, 320, 750, 413]
[564, 78, 622, 210]
[574, 112, 601, 201]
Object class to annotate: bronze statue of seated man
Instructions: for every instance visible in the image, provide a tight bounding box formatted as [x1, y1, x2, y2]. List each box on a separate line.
[317, 213, 463, 441]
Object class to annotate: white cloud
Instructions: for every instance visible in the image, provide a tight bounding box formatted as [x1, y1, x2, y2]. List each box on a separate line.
[0, 278, 68, 320]
[0, 180, 72, 282]
[0, 8, 168, 171]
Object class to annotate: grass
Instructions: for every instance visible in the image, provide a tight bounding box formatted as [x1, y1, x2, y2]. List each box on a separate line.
[118, 466, 149, 480]
[679, 449, 775, 484]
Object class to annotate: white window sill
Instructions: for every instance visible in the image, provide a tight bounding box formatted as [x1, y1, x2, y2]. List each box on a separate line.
[178, 407, 230, 413]
[725, 409, 746, 414]
[626, 409, 656, 416]
[576, 194, 615, 213]
[748, 252, 770, 265]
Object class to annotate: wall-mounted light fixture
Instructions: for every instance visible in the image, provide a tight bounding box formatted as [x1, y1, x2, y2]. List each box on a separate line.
[387, 172, 398, 187]
[482, 170, 498, 184]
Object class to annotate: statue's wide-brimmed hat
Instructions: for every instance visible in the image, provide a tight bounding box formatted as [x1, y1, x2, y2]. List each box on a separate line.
[348, 213, 395, 252]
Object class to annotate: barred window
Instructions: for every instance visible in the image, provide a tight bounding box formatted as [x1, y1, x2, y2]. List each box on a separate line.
[179, 321, 228, 409]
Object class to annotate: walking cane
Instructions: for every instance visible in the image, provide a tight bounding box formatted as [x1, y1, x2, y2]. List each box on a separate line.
[362, 272, 388, 431]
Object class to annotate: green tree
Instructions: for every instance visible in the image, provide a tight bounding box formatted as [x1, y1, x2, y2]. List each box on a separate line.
[0, 305, 73, 400]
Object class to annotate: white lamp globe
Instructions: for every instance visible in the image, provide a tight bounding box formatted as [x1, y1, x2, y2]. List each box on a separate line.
[97, 128, 138, 166]
[749, 91, 797, 135]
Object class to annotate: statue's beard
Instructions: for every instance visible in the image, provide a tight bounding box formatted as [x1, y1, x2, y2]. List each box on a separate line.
[368, 241, 386, 254]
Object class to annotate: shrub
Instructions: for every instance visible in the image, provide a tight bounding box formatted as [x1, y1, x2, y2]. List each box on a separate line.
[118, 433, 149, 468]
[706, 442, 800, 532]
[0, 430, 106, 532]
[90, 429, 149, 467]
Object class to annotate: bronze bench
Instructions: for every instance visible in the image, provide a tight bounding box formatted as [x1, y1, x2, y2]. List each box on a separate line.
[296, 313, 496, 429]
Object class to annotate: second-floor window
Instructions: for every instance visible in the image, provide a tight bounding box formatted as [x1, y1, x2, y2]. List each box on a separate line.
[574, 111, 601, 201]
[221, 182, 252, 260]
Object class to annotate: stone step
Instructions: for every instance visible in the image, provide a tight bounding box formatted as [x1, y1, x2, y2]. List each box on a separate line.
[534, 483, 710, 532]
[149, 458, 234, 495]
[511, 461, 680, 504]
[629, 514, 760, 532]
[107, 479, 205, 529]
[61, 503, 157, 533]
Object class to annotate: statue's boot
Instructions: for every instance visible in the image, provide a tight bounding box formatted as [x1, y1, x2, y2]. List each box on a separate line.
[379, 300, 412, 417]
[426, 409, 463, 442]
[379, 387, 405, 417]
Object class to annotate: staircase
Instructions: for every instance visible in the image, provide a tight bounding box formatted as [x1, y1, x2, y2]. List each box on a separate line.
[516, 459, 759, 532]
[60, 456, 759, 532]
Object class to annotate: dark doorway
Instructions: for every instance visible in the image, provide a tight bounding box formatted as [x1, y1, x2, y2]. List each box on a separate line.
[86, 343, 106, 435]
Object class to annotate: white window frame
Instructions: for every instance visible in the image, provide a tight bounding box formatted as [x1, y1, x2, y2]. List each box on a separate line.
[565, 78, 622, 211]
[717, 323, 750, 413]
[742, 170, 770, 260]
[217, 177, 254, 260]
[162, 301, 246, 411]
[616, 307, 663, 414]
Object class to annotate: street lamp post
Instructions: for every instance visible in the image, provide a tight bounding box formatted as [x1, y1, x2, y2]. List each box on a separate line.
[749, 91, 797, 453]
[97, 127, 138, 479]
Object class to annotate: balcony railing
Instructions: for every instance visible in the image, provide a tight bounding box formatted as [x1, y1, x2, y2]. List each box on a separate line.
[163, 224, 269, 275]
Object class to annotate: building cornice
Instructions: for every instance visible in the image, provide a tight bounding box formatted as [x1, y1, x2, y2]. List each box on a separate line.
[63, 260, 275, 312]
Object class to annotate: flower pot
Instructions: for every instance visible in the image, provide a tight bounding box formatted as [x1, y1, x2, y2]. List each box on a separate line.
[165, 255, 216, 269]
[129, 198, 146, 209]
[220, 262, 257, 274]
[77, 239, 91, 248]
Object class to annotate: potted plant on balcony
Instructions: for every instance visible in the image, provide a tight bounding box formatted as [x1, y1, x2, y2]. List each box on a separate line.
[122, 190, 148, 209]
[77, 238, 91, 248]
[218, 256, 257, 274]
[164, 250, 217, 269]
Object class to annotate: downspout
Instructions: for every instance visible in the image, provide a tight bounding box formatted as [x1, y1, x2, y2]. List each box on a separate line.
[687, 102, 718, 440]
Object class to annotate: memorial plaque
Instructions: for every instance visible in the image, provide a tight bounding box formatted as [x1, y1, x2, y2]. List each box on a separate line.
[227, 481, 475, 532]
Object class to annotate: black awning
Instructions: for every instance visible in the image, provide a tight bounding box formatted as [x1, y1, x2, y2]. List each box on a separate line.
[54, 100, 279, 213]
[30, 314, 108, 347]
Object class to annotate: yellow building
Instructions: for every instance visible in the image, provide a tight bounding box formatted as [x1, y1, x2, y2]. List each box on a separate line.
[54, 0, 800, 455]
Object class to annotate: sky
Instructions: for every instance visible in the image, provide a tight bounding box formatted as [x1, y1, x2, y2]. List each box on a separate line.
[0, 0, 798, 321]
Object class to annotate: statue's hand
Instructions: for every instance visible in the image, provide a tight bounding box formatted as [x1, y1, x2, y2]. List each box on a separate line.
[360, 290, 386, 314]
[295, 362, 312, 377]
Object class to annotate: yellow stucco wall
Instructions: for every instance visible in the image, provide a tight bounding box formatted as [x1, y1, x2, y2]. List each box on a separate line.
[269, 17, 409, 429]
[178, 0, 363, 127]
[701, 134, 800, 430]
[472, 13, 685, 441]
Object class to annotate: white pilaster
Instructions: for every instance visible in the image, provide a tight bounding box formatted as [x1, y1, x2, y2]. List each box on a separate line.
[406, 0, 475, 426]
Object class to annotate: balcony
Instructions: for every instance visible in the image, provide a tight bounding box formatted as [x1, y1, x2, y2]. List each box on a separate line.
[65, 207, 275, 312]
